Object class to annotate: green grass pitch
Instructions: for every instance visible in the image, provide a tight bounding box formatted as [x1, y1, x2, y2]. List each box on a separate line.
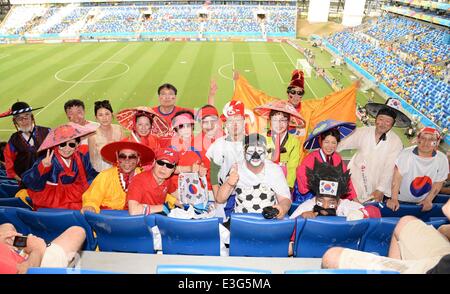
[0, 41, 412, 150]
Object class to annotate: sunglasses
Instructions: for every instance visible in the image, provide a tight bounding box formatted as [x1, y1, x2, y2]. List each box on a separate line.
[59, 142, 77, 149]
[118, 153, 138, 161]
[288, 89, 304, 96]
[156, 160, 176, 169]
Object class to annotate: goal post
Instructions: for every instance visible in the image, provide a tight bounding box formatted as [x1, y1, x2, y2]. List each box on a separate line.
[296, 59, 312, 78]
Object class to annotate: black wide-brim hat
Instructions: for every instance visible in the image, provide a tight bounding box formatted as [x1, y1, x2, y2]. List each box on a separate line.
[365, 98, 411, 128]
[0, 101, 43, 118]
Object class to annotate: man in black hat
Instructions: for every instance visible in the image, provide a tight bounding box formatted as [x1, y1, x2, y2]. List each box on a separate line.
[337, 106, 403, 203]
[1, 102, 50, 187]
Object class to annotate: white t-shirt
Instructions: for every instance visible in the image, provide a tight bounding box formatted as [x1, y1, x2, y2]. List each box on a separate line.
[205, 136, 244, 184]
[395, 146, 449, 203]
[289, 198, 364, 219]
[233, 160, 291, 213]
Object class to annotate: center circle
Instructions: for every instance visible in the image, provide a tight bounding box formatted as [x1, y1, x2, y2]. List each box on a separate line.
[54, 61, 130, 83]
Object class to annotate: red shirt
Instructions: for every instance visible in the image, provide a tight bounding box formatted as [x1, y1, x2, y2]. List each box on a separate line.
[152, 105, 192, 129]
[0, 243, 25, 274]
[126, 170, 177, 205]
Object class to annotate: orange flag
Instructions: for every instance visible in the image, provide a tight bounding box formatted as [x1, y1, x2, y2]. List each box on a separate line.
[232, 75, 358, 161]
[232, 75, 278, 106]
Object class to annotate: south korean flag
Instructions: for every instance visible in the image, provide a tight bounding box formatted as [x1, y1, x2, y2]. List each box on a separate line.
[319, 180, 338, 196]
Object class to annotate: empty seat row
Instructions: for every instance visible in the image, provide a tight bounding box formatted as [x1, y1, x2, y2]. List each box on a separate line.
[1, 207, 447, 258]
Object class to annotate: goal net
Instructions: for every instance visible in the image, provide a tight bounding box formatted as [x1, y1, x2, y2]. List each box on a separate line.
[296, 59, 312, 78]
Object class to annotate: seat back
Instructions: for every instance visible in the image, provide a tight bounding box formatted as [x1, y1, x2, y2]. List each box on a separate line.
[157, 264, 271, 274]
[27, 267, 121, 274]
[433, 194, 450, 203]
[379, 203, 445, 221]
[16, 209, 96, 250]
[284, 269, 399, 274]
[425, 218, 447, 229]
[0, 207, 30, 234]
[155, 215, 220, 256]
[0, 197, 32, 209]
[379, 203, 423, 218]
[85, 212, 155, 253]
[294, 217, 369, 258]
[229, 214, 296, 257]
[0, 183, 19, 198]
[359, 218, 398, 256]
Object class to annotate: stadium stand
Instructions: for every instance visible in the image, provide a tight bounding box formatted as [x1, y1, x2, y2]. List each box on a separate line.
[327, 14, 450, 130]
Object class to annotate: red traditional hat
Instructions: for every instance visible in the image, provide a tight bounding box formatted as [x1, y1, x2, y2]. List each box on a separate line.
[37, 123, 96, 152]
[100, 141, 155, 166]
[156, 148, 179, 165]
[253, 100, 305, 128]
[288, 69, 305, 90]
[116, 106, 169, 136]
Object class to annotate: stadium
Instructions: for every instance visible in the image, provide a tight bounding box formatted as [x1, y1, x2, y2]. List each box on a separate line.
[0, 0, 449, 279]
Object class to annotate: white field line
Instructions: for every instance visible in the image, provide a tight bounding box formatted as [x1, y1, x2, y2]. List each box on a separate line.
[232, 52, 236, 91]
[272, 62, 288, 84]
[35, 44, 130, 117]
[279, 43, 318, 98]
[218, 63, 233, 81]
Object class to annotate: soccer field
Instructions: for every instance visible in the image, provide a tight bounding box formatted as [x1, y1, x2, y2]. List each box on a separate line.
[0, 41, 335, 141]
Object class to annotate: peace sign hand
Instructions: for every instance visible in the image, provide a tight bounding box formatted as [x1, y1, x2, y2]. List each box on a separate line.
[42, 149, 54, 168]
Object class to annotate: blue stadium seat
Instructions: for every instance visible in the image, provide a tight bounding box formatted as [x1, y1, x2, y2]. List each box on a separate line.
[157, 264, 271, 274]
[0, 183, 19, 198]
[84, 212, 156, 253]
[425, 218, 447, 229]
[0, 207, 30, 234]
[379, 203, 438, 221]
[0, 197, 32, 209]
[433, 194, 450, 203]
[99, 209, 129, 216]
[27, 267, 121, 274]
[294, 217, 369, 258]
[428, 217, 449, 224]
[359, 218, 398, 256]
[422, 203, 445, 220]
[154, 215, 221, 256]
[16, 209, 96, 250]
[229, 214, 296, 257]
[284, 269, 399, 274]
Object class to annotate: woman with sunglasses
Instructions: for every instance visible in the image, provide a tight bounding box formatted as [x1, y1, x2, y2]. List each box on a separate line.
[169, 111, 206, 176]
[81, 141, 154, 213]
[21, 124, 98, 210]
[88, 100, 125, 173]
[127, 148, 180, 216]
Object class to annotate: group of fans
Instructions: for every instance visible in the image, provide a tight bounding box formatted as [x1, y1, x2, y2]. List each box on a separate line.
[0, 69, 449, 274]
